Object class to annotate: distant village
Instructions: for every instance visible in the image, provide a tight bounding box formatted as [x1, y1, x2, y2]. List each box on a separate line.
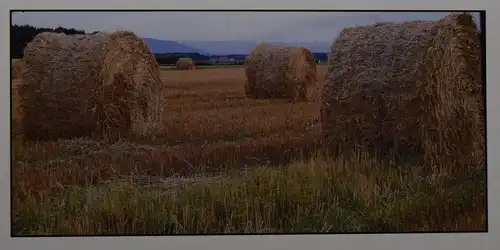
[153, 52, 327, 66]
[208, 56, 240, 64]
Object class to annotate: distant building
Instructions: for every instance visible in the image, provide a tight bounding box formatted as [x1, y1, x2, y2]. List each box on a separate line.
[218, 56, 229, 62]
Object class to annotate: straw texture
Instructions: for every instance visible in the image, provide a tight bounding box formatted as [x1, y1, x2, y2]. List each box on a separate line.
[321, 13, 483, 167]
[244, 43, 317, 101]
[19, 31, 165, 142]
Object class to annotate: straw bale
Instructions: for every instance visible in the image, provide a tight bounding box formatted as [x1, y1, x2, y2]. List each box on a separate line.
[19, 31, 165, 142]
[11, 59, 24, 79]
[176, 57, 195, 70]
[244, 43, 317, 101]
[98, 31, 166, 141]
[321, 13, 483, 167]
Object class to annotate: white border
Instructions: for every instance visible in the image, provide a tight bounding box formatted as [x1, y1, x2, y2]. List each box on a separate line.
[1, 1, 497, 249]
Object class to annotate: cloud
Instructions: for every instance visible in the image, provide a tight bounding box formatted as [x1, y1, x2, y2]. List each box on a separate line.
[11, 11, 316, 41]
[260, 12, 481, 42]
[11, 11, 482, 42]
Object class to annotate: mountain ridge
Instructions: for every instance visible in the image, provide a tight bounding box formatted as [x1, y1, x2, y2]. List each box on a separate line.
[142, 37, 331, 55]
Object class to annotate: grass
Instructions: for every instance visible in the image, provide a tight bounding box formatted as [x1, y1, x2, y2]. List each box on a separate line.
[11, 65, 486, 235]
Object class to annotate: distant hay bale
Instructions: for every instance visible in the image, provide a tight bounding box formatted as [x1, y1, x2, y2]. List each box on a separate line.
[19, 31, 165, 142]
[244, 43, 317, 101]
[11, 59, 24, 79]
[321, 13, 483, 167]
[176, 58, 195, 70]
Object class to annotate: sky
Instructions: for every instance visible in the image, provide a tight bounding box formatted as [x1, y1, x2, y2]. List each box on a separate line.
[11, 11, 481, 42]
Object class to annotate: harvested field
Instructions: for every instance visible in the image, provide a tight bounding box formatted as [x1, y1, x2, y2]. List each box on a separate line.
[11, 62, 485, 235]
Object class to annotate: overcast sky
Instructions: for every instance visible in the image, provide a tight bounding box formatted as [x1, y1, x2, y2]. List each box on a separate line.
[11, 11, 481, 42]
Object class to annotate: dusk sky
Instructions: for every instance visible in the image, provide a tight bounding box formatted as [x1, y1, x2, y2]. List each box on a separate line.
[11, 11, 481, 42]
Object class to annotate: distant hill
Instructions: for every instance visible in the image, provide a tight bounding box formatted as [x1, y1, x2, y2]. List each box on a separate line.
[142, 38, 209, 55]
[143, 39, 330, 55]
[10, 24, 329, 60]
[142, 38, 330, 60]
[179, 40, 331, 55]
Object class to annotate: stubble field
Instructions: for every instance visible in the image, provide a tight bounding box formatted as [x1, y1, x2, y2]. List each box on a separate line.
[11, 65, 486, 235]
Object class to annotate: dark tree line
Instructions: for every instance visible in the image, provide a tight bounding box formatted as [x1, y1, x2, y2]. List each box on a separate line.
[155, 53, 210, 65]
[11, 24, 86, 59]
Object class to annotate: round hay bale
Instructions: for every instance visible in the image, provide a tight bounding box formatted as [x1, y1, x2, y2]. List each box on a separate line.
[176, 57, 195, 70]
[19, 31, 165, 142]
[11, 59, 24, 79]
[244, 43, 317, 101]
[320, 13, 483, 167]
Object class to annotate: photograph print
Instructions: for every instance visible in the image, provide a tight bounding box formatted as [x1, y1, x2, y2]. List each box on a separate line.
[10, 10, 486, 236]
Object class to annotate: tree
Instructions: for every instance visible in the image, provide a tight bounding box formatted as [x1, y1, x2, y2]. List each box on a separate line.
[10, 24, 86, 59]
